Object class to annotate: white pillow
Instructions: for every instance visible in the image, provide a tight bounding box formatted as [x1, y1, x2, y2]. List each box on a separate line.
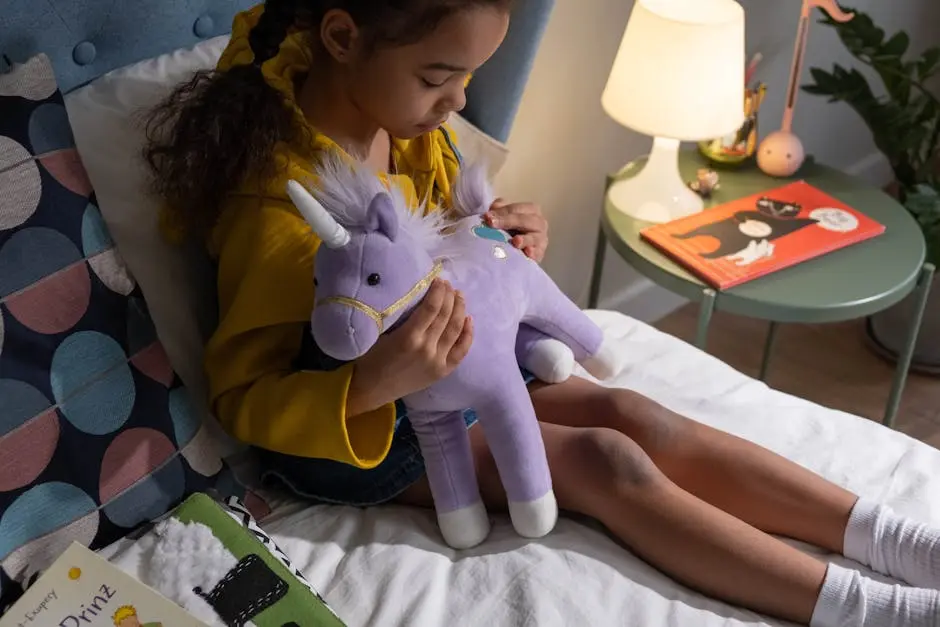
[446, 111, 509, 179]
[65, 37, 231, 448]
[64, 36, 508, 454]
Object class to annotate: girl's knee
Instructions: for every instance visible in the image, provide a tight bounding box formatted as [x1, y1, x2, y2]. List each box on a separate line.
[567, 426, 662, 489]
[602, 388, 688, 451]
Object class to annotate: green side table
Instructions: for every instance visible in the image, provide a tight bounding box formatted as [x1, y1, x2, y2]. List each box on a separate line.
[587, 150, 935, 428]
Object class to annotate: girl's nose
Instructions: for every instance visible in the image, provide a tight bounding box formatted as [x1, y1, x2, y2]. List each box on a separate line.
[443, 86, 467, 114]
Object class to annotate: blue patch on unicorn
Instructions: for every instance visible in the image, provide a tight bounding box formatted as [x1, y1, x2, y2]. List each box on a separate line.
[472, 224, 510, 243]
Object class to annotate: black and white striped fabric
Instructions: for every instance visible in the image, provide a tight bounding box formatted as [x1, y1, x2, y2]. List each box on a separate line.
[220, 497, 341, 620]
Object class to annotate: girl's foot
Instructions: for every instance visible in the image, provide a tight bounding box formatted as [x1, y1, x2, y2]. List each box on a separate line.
[811, 562, 940, 627]
[844, 498, 940, 590]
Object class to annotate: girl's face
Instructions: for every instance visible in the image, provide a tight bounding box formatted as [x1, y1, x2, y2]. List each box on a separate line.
[339, 7, 510, 139]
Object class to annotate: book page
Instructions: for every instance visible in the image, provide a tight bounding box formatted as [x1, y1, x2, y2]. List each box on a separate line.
[0, 543, 209, 627]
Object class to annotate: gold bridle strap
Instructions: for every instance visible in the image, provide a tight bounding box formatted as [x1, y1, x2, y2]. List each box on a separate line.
[316, 262, 444, 332]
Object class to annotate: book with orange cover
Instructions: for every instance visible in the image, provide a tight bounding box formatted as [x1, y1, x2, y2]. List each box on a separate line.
[639, 180, 886, 290]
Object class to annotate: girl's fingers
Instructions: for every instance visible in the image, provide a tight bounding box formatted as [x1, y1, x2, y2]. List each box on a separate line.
[487, 208, 543, 233]
[489, 197, 509, 211]
[437, 290, 467, 352]
[425, 284, 456, 344]
[512, 233, 548, 257]
[526, 246, 545, 262]
[407, 279, 447, 333]
[447, 316, 474, 366]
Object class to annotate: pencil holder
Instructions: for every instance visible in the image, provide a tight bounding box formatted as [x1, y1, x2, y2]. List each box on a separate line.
[699, 84, 767, 167]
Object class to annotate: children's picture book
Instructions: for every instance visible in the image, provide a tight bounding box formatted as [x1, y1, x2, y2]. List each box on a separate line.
[640, 180, 886, 290]
[0, 542, 209, 627]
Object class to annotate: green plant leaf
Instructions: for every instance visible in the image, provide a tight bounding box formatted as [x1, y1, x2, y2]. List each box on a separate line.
[919, 46, 940, 79]
[803, 67, 838, 98]
[905, 185, 940, 267]
[807, 5, 940, 252]
[879, 32, 909, 59]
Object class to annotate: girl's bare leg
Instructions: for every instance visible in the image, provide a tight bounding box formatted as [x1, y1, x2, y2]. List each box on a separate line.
[399, 420, 827, 624]
[528, 377, 859, 553]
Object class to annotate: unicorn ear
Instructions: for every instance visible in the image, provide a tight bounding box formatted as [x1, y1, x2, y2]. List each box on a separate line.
[366, 192, 399, 241]
[286, 180, 350, 248]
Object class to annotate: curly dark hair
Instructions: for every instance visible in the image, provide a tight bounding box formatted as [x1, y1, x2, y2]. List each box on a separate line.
[143, 0, 512, 240]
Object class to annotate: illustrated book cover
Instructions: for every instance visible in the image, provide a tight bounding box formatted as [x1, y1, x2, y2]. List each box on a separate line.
[0, 542, 209, 627]
[639, 180, 886, 289]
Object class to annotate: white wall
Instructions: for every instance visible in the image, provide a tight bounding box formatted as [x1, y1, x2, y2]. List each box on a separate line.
[495, 0, 939, 322]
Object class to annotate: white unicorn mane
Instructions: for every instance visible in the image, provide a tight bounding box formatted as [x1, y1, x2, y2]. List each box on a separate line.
[450, 161, 496, 218]
[305, 150, 453, 258]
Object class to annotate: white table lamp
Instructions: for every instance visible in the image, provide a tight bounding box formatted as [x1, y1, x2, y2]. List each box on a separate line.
[602, 0, 746, 223]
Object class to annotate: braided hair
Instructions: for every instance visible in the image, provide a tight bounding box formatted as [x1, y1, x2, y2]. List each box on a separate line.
[143, 0, 513, 239]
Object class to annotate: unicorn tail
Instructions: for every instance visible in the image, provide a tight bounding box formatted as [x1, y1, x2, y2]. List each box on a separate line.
[450, 161, 495, 218]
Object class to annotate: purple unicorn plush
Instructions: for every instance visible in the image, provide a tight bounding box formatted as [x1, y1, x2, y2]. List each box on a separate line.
[286, 154, 620, 549]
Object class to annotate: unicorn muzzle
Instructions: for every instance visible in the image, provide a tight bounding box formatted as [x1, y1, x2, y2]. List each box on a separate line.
[315, 261, 444, 335]
[311, 302, 377, 362]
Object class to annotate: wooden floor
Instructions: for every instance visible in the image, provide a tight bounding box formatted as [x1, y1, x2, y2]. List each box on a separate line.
[654, 305, 940, 449]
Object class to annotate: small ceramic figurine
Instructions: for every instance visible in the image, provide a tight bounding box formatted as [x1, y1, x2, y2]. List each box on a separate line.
[757, 130, 807, 177]
[689, 168, 721, 197]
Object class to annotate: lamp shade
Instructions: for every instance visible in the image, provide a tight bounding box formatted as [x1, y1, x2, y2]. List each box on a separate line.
[602, 0, 746, 141]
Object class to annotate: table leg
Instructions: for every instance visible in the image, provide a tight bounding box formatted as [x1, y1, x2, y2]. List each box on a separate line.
[883, 263, 935, 428]
[587, 224, 607, 309]
[695, 288, 717, 351]
[759, 322, 779, 381]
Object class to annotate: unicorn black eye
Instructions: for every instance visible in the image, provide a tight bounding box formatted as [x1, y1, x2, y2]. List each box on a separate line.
[314, 277, 319, 287]
[367, 273, 381, 286]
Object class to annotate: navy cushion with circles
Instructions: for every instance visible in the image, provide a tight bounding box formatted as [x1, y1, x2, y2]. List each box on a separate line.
[0, 54, 243, 615]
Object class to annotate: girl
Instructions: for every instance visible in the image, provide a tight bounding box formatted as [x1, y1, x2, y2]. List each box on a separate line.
[144, 1, 940, 625]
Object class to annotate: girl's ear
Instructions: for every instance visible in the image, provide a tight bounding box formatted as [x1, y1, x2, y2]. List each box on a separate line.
[320, 9, 361, 63]
[366, 193, 399, 241]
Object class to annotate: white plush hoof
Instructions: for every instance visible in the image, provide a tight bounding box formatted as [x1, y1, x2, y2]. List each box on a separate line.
[524, 338, 575, 383]
[508, 491, 558, 539]
[581, 338, 621, 381]
[438, 501, 491, 549]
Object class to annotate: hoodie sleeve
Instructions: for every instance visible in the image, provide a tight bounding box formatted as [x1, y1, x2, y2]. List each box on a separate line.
[205, 195, 396, 466]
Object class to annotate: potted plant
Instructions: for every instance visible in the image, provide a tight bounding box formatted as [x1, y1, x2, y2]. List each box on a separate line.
[803, 6, 940, 373]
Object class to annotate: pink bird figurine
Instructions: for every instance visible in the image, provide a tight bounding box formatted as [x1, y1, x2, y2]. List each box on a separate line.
[757, 0, 854, 177]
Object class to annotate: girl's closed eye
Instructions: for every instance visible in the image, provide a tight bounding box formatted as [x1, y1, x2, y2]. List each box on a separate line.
[419, 61, 467, 89]
[421, 77, 446, 88]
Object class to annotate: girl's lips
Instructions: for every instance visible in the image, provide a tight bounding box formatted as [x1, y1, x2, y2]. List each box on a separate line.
[418, 118, 448, 132]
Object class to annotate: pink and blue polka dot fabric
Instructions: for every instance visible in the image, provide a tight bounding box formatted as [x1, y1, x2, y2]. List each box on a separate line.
[0, 54, 235, 612]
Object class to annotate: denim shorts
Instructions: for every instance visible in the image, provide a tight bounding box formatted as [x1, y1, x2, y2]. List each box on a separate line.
[256, 370, 537, 507]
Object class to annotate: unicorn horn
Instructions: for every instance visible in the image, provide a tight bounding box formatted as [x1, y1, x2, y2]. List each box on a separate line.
[286, 180, 350, 248]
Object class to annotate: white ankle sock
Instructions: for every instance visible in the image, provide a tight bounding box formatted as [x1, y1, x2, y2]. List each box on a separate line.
[811, 563, 940, 627]
[844, 498, 940, 590]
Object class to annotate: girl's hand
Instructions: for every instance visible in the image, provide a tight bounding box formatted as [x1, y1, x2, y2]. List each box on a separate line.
[347, 279, 473, 416]
[484, 199, 549, 262]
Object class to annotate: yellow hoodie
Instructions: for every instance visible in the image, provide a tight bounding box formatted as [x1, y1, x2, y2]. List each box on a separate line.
[200, 6, 464, 467]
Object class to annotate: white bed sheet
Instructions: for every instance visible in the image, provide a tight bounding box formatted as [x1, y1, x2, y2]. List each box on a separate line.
[103, 311, 940, 626]
[257, 311, 940, 627]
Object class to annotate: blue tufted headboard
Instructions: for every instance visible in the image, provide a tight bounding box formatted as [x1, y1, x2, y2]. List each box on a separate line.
[0, 0, 554, 142]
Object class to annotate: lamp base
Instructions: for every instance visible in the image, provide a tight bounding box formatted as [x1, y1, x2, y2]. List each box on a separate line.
[609, 137, 704, 223]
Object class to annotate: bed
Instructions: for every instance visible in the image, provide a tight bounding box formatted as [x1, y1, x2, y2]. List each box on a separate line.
[3, 1, 940, 626]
